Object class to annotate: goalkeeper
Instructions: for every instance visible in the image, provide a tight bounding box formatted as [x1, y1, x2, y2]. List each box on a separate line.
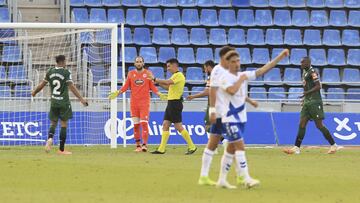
[148, 58, 197, 155]
[109, 56, 163, 152]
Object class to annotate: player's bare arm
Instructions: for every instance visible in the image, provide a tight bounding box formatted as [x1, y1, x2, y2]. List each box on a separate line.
[68, 82, 88, 106]
[300, 80, 321, 98]
[209, 86, 217, 124]
[187, 88, 209, 100]
[255, 49, 289, 77]
[225, 74, 248, 95]
[246, 97, 259, 108]
[31, 80, 48, 97]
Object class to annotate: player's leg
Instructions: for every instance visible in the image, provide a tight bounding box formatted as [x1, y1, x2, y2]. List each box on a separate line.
[314, 119, 338, 154]
[130, 104, 142, 151]
[151, 120, 171, 154]
[46, 105, 60, 153]
[57, 120, 71, 155]
[217, 142, 236, 189]
[174, 122, 197, 155]
[139, 104, 150, 152]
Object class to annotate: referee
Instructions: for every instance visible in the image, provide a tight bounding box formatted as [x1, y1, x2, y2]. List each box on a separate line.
[148, 58, 197, 155]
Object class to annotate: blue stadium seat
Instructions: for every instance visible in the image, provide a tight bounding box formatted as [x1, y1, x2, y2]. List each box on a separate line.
[304, 29, 322, 46]
[152, 28, 170, 45]
[2, 46, 21, 62]
[14, 85, 31, 98]
[8, 66, 26, 80]
[284, 29, 302, 45]
[119, 27, 132, 44]
[90, 8, 106, 23]
[198, 0, 214, 7]
[178, 0, 197, 7]
[288, 0, 305, 7]
[290, 49, 307, 65]
[269, 0, 287, 7]
[214, 48, 221, 63]
[171, 28, 189, 45]
[228, 28, 246, 45]
[85, 0, 102, 7]
[190, 28, 208, 45]
[255, 10, 273, 26]
[236, 48, 252, 64]
[182, 9, 200, 26]
[91, 66, 107, 84]
[311, 10, 328, 27]
[95, 30, 110, 44]
[178, 48, 195, 64]
[328, 49, 345, 66]
[219, 9, 237, 26]
[0, 85, 11, 98]
[103, 0, 121, 7]
[149, 66, 165, 79]
[342, 68, 360, 85]
[214, 0, 232, 7]
[183, 87, 189, 98]
[163, 9, 181, 26]
[186, 67, 205, 84]
[122, 0, 140, 6]
[288, 87, 303, 101]
[325, 0, 343, 8]
[133, 28, 151, 45]
[119, 47, 137, 63]
[252, 48, 270, 64]
[141, 0, 161, 7]
[191, 87, 205, 95]
[196, 48, 214, 64]
[128, 66, 136, 72]
[268, 87, 286, 101]
[247, 29, 265, 45]
[346, 88, 360, 100]
[326, 88, 345, 100]
[272, 48, 289, 65]
[309, 49, 327, 66]
[265, 29, 283, 45]
[345, 0, 360, 8]
[200, 9, 218, 26]
[126, 9, 144, 26]
[72, 8, 88, 23]
[0, 8, 8, 22]
[118, 66, 123, 80]
[284, 68, 302, 85]
[85, 46, 102, 63]
[158, 47, 176, 63]
[349, 11, 360, 27]
[342, 30, 360, 46]
[329, 10, 347, 27]
[108, 9, 124, 24]
[322, 68, 340, 84]
[70, 0, 84, 7]
[250, 0, 269, 7]
[160, 0, 177, 7]
[237, 9, 255, 26]
[233, 0, 251, 7]
[145, 8, 163, 26]
[264, 68, 282, 85]
[307, 0, 325, 8]
[347, 49, 360, 66]
[140, 47, 157, 64]
[209, 29, 227, 45]
[0, 66, 5, 79]
[97, 86, 111, 98]
[249, 87, 267, 100]
[274, 10, 291, 26]
[323, 29, 341, 46]
[292, 10, 309, 27]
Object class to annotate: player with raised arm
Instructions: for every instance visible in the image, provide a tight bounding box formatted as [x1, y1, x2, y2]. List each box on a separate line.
[108, 56, 163, 152]
[283, 57, 339, 155]
[148, 58, 197, 155]
[216, 49, 289, 189]
[31, 55, 88, 155]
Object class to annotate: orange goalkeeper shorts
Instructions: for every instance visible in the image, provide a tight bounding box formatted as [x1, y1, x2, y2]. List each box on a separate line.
[130, 103, 150, 121]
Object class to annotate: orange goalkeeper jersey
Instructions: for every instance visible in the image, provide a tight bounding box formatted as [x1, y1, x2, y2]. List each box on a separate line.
[119, 69, 158, 105]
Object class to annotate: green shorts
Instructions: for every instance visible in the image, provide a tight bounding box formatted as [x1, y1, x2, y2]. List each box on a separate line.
[300, 101, 324, 121]
[49, 103, 73, 121]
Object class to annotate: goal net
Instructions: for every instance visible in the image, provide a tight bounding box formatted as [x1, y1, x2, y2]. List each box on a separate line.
[0, 23, 122, 148]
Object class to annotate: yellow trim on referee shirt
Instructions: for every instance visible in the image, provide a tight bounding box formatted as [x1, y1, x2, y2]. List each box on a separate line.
[168, 71, 185, 100]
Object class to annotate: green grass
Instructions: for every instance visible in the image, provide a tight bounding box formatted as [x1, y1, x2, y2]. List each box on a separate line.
[0, 146, 359, 203]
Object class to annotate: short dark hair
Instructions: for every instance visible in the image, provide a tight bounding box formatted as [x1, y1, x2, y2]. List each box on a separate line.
[135, 55, 144, 62]
[204, 60, 215, 68]
[219, 46, 235, 58]
[166, 58, 179, 66]
[55, 55, 66, 64]
[302, 56, 311, 61]
[225, 51, 239, 61]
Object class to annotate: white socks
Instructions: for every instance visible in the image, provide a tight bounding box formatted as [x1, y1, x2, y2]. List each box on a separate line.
[234, 150, 250, 181]
[219, 151, 234, 182]
[200, 148, 215, 177]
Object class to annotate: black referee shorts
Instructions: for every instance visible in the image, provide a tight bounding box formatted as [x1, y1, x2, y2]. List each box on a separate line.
[164, 100, 183, 123]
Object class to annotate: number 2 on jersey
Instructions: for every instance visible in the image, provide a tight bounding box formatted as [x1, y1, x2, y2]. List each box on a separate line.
[52, 79, 61, 95]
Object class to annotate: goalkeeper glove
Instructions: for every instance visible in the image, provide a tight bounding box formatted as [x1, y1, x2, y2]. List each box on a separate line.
[108, 90, 120, 100]
[159, 93, 168, 101]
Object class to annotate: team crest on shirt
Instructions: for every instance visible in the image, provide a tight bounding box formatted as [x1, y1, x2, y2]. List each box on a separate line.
[135, 79, 144, 86]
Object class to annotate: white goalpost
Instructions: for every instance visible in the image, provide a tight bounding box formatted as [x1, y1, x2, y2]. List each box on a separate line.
[0, 23, 126, 149]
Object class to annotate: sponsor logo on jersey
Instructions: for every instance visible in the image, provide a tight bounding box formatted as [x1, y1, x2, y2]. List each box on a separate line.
[135, 79, 144, 86]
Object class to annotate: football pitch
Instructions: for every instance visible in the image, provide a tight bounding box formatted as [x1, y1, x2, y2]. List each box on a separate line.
[0, 146, 359, 203]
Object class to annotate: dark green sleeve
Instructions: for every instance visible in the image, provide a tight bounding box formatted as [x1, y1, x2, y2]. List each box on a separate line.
[65, 70, 73, 83]
[44, 70, 50, 82]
